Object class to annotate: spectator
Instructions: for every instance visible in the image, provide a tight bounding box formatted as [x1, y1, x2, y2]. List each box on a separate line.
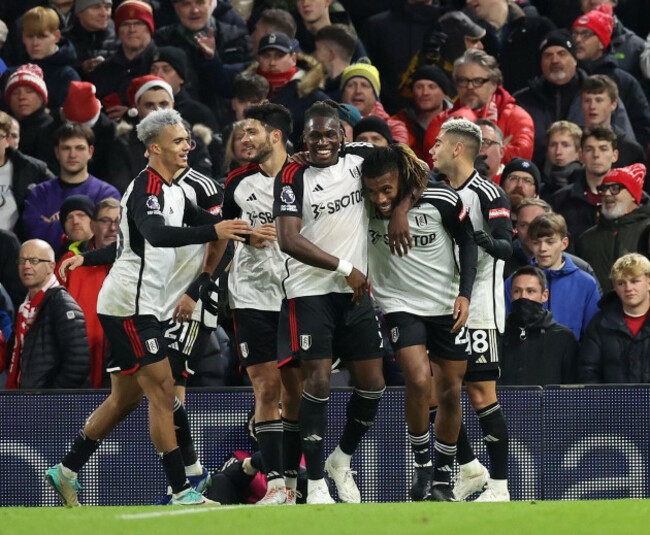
[88, 0, 157, 123]
[313, 24, 357, 101]
[552, 126, 619, 250]
[423, 49, 534, 169]
[513, 29, 633, 167]
[336, 102, 361, 143]
[243, 31, 327, 146]
[505, 212, 601, 340]
[56, 197, 120, 388]
[0, 229, 26, 311]
[466, 0, 556, 93]
[22, 123, 120, 250]
[579, 253, 650, 383]
[580, 0, 645, 78]
[64, 0, 117, 77]
[353, 116, 393, 147]
[542, 121, 583, 201]
[0, 109, 54, 234]
[56, 194, 94, 259]
[221, 119, 247, 177]
[361, 0, 444, 114]
[476, 119, 505, 183]
[581, 74, 646, 168]
[500, 158, 540, 218]
[57, 81, 118, 185]
[578, 164, 650, 292]
[8, 117, 20, 149]
[230, 73, 270, 122]
[249, 8, 297, 56]
[4, 64, 57, 171]
[392, 66, 452, 161]
[108, 75, 213, 192]
[500, 265, 578, 385]
[295, 0, 366, 63]
[572, 4, 650, 150]
[16, 7, 81, 109]
[154, 0, 252, 114]
[340, 62, 408, 144]
[150, 46, 219, 130]
[0, 282, 13, 345]
[397, 11, 486, 101]
[5, 238, 89, 389]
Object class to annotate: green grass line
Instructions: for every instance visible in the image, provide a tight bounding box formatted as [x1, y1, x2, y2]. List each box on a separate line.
[2, 500, 649, 535]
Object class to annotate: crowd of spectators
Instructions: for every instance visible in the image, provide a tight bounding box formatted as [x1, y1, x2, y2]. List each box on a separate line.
[1, 0, 650, 389]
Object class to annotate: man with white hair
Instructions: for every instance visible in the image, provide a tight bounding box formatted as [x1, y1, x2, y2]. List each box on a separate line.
[45, 109, 252, 507]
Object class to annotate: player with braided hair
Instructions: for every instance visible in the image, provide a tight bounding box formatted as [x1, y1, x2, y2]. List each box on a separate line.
[363, 144, 477, 501]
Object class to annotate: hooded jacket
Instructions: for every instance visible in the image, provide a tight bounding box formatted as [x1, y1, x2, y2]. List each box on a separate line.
[423, 86, 534, 168]
[504, 254, 601, 340]
[500, 298, 578, 385]
[578, 200, 650, 292]
[579, 291, 650, 384]
[243, 53, 328, 146]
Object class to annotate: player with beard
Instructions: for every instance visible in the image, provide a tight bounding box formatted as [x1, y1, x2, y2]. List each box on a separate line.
[273, 101, 385, 504]
[222, 103, 303, 505]
[362, 144, 477, 501]
[47, 109, 252, 507]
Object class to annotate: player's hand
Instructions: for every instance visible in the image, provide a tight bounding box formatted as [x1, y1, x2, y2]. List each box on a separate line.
[345, 267, 368, 305]
[473, 230, 495, 253]
[249, 222, 277, 248]
[289, 151, 309, 165]
[451, 296, 470, 333]
[215, 219, 253, 242]
[195, 28, 216, 59]
[173, 294, 197, 323]
[388, 205, 412, 257]
[59, 254, 84, 282]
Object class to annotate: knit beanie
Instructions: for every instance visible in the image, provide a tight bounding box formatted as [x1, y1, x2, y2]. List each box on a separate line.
[60, 195, 95, 223]
[539, 29, 577, 58]
[602, 163, 646, 204]
[412, 65, 452, 96]
[4, 64, 48, 106]
[340, 62, 381, 99]
[152, 46, 188, 81]
[114, 0, 154, 34]
[353, 116, 394, 144]
[502, 158, 541, 193]
[337, 103, 362, 127]
[75, 0, 112, 15]
[572, 4, 614, 49]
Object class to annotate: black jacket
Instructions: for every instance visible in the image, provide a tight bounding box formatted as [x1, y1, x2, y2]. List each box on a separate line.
[0, 229, 25, 311]
[17, 107, 57, 173]
[12, 285, 90, 389]
[64, 18, 118, 73]
[500, 298, 578, 385]
[579, 292, 650, 384]
[175, 88, 220, 131]
[5, 146, 54, 216]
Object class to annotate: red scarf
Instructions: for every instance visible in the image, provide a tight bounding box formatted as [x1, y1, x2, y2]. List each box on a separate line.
[6, 275, 59, 389]
[257, 66, 297, 92]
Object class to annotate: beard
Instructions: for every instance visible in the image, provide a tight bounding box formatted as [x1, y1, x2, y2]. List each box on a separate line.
[601, 202, 629, 220]
[247, 137, 273, 164]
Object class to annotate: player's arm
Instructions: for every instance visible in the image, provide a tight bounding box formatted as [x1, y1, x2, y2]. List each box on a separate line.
[475, 190, 513, 260]
[182, 195, 253, 242]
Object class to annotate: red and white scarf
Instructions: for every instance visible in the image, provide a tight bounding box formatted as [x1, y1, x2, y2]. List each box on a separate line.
[6, 275, 59, 389]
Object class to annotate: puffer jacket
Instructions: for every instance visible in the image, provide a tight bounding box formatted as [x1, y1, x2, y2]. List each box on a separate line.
[7, 286, 90, 389]
[423, 86, 534, 168]
[579, 292, 650, 383]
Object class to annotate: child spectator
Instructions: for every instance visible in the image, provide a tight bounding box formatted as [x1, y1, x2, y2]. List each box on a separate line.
[542, 121, 583, 200]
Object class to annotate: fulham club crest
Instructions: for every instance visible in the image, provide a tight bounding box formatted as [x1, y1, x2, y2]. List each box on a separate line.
[240, 343, 249, 358]
[300, 335, 312, 351]
[145, 338, 159, 354]
[390, 327, 399, 343]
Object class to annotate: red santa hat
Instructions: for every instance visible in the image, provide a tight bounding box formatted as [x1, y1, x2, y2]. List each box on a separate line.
[4, 64, 48, 106]
[62, 81, 102, 127]
[126, 75, 174, 118]
[573, 4, 614, 49]
[602, 163, 646, 204]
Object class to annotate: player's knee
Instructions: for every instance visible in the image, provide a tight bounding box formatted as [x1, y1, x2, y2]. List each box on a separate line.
[405, 373, 430, 400]
[466, 385, 495, 409]
[256, 378, 281, 408]
[438, 382, 462, 408]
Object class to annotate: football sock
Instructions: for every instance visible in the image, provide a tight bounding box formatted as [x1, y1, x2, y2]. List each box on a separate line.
[338, 387, 384, 455]
[299, 391, 329, 480]
[62, 430, 100, 473]
[433, 439, 457, 486]
[477, 402, 508, 480]
[409, 429, 431, 466]
[173, 398, 199, 468]
[282, 417, 301, 483]
[159, 447, 190, 494]
[254, 419, 284, 483]
[455, 421, 477, 465]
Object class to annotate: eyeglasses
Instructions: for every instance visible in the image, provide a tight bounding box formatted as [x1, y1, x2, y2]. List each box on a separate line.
[572, 29, 595, 41]
[596, 183, 625, 195]
[482, 138, 501, 148]
[17, 257, 52, 266]
[505, 174, 536, 186]
[96, 217, 120, 227]
[456, 77, 491, 88]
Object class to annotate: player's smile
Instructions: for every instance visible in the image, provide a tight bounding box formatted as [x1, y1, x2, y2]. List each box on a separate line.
[304, 116, 343, 167]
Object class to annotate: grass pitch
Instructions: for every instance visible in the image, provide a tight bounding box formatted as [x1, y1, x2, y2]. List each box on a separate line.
[2, 500, 647, 535]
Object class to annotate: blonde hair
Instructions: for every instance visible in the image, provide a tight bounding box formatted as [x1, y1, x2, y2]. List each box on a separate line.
[546, 120, 582, 151]
[224, 120, 247, 173]
[610, 253, 650, 281]
[22, 7, 60, 35]
[0, 110, 12, 136]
